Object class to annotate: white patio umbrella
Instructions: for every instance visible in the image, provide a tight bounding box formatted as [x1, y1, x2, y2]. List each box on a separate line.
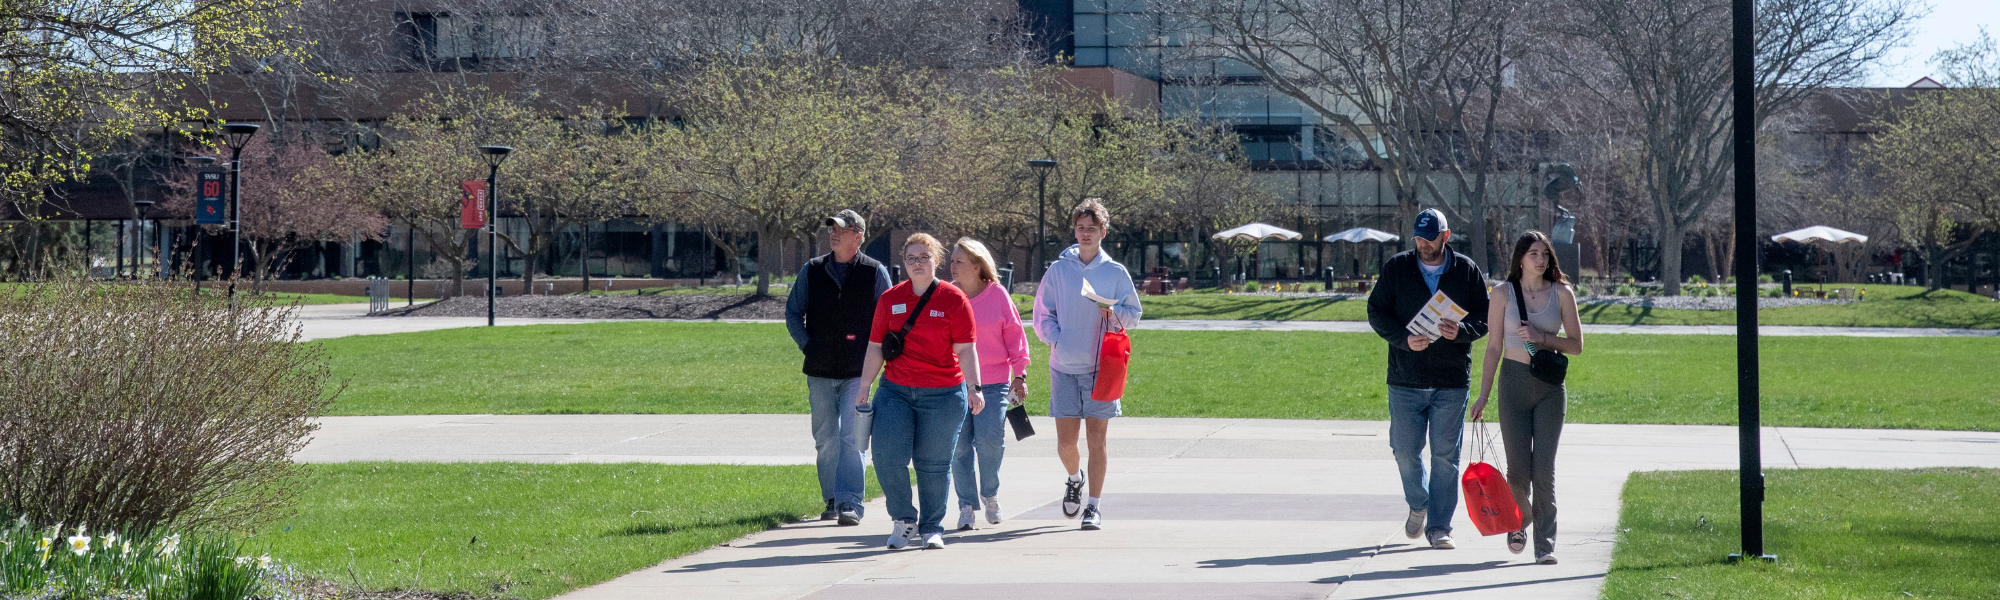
[1771, 226, 1868, 292]
[1212, 222, 1303, 242]
[1770, 226, 1868, 245]
[1211, 223, 1301, 284]
[1324, 227, 1400, 279]
[1322, 227, 1400, 244]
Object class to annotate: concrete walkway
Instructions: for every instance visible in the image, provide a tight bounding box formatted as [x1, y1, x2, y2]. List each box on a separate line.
[300, 414, 2000, 600]
[293, 303, 1998, 340]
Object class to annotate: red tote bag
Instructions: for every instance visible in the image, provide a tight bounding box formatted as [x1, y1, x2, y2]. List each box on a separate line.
[1460, 422, 1522, 536]
[1090, 326, 1130, 402]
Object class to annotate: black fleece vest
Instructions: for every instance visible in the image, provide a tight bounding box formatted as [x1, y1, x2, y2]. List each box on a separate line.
[801, 253, 884, 379]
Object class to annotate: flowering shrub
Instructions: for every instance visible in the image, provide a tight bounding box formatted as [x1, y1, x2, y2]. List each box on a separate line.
[0, 517, 301, 600]
[0, 277, 336, 532]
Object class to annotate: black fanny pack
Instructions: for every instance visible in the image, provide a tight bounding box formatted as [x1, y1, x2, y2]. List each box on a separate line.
[879, 282, 938, 362]
[1514, 282, 1568, 385]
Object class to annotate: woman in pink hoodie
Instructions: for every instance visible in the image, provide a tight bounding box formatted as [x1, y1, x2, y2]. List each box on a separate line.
[947, 237, 1030, 531]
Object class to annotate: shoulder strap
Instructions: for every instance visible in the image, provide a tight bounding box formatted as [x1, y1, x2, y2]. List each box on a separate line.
[899, 281, 939, 336]
[1511, 281, 1529, 322]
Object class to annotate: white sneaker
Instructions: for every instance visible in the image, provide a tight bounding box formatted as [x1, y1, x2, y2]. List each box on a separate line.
[885, 519, 917, 550]
[1404, 509, 1425, 539]
[1080, 505, 1102, 530]
[923, 532, 945, 549]
[983, 496, 1003, 524]
[957, 505, 977, 531]
[1427, 531, 1455, 550]
[1536, 552, 1558, 565]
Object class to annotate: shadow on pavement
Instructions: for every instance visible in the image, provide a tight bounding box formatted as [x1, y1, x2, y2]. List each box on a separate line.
[1328, 572, 1605, 600]
[1196, 544, 1428, 569]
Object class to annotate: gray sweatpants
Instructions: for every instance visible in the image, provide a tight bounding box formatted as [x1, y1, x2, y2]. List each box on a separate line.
[1498, 360, 1565, 556]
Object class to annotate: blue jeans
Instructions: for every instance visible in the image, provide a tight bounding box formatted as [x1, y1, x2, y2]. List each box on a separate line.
[1387, 385, 1467, 536]
[807, 376, 866, 509]
[871, 379, 968, 536]
[952, 382, 1010, 508]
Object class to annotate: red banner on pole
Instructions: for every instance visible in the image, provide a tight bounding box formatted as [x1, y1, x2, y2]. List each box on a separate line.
[460, 181, 488, 229]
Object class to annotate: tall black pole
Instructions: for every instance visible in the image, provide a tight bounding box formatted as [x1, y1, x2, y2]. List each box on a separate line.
[487, 164, 500, 327]
[1730, 0, 1771, 562]
[406, 225, 415, 306]
[228, 144, 246, 283]
[1035, 171, 1048, 282]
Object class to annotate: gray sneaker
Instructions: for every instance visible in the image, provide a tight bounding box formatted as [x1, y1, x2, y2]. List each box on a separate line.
[1427, 531, 1455, 550]
[983, 496, 1003, 524]
[1080, 506, 1102, 530]
[1536, 552, 1558, 565]
[1507, 530, 1527, 554]
[837, 502, 862, 526]
[1404, 509, 1425, 539]
[821, 498, 838, 521]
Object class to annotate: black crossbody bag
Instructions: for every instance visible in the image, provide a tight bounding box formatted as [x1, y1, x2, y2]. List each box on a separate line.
[879, 282, 938, 362]
[1514, 282, 1569, 385]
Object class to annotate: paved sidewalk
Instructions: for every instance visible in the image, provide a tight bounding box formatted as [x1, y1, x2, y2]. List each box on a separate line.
[293, 303, 1999, 340]
[300, 414, 2000, 600]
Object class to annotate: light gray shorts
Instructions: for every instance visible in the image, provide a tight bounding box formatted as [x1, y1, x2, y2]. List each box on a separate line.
[1048, 368, 1121, 420]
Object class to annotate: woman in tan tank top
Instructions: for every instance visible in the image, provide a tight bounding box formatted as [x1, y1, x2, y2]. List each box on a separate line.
[1472, 231, 1584, 565]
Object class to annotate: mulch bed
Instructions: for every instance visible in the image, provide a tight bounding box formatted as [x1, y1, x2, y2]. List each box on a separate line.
[370, 294, 786, 320]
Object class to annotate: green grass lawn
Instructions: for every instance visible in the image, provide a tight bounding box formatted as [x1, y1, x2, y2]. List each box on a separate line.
[259, 462, 877, 600]
[1604, 468, 2000, 600]
[318, 322, 2000, 431]
[1134, 285, 2000, 329]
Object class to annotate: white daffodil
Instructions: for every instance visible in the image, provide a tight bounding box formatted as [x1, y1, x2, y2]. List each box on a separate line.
[67, 536, 91, 556]
[121, 541, 133, 556]
[36, 537, 50, 552]
[158, 534, 181, 558]
[256, 555, 272, 570]
[101, 532, 118, 550]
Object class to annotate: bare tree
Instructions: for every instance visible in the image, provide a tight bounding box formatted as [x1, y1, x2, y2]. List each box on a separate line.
[1161, 0, 1526, 267]
[1545, 0, 1916, 294]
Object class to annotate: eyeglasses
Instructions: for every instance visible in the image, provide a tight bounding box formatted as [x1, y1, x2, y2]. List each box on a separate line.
[903, 254, 934, 263]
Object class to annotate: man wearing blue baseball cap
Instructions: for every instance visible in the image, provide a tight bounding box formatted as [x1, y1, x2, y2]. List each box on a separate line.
[1366, 208, 1491, 550]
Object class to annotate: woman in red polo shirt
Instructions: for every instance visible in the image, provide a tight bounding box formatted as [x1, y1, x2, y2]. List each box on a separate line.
[852, 233, 984, 550]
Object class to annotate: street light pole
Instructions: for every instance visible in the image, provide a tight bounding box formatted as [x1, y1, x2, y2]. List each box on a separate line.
[1729, 0, 1773, 564]
[219, 124, 261, 286]
[1028, 159, 1056, 282]
[478, 146, 514, 327]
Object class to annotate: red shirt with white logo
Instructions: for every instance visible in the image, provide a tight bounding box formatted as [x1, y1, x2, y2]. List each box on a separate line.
[870, 280, 977, 388]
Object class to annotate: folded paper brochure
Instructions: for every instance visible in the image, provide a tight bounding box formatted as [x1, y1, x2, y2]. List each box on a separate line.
[1406, 291, 1467, 340]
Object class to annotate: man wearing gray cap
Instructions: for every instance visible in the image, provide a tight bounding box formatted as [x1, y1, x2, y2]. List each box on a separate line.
[785, 209, 892, 526]
[1365, 208, 1490, 550]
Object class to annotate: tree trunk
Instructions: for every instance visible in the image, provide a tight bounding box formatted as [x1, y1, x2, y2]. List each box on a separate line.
[1658, 221, 1686, 296]
[754, 222, 782, 297]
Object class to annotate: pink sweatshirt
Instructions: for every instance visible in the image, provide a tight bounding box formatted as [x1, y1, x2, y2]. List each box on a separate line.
[967, 282, 1031, 386]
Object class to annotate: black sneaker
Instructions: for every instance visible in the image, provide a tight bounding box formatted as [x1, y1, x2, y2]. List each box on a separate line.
[1080, 506, 1102, 530]
[1061, 473, 1086, 519]
[1507, 530, 1527, 554]
[837, 502, 862, 526]
[820, 498, 838, 521]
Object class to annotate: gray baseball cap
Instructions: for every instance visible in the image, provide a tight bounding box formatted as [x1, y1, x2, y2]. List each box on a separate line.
[825, 209, 866, 234]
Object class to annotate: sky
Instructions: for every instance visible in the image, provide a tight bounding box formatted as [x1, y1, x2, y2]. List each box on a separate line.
[1864, 0, 1999, 87]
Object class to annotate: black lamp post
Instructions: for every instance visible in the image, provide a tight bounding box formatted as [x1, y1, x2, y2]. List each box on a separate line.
[1028, 159, 1057, 282]
[1728, 0, 1773, 564]
[478, 145, 514, 326]
[219, 124, 260, 282]
[183, 156, 217, 280]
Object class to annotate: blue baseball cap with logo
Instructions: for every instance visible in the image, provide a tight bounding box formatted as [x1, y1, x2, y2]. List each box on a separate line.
[1413, 208, 1449, 241]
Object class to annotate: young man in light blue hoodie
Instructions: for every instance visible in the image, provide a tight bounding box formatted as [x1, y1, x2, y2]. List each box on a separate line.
[1032, 198, 1142, 531]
